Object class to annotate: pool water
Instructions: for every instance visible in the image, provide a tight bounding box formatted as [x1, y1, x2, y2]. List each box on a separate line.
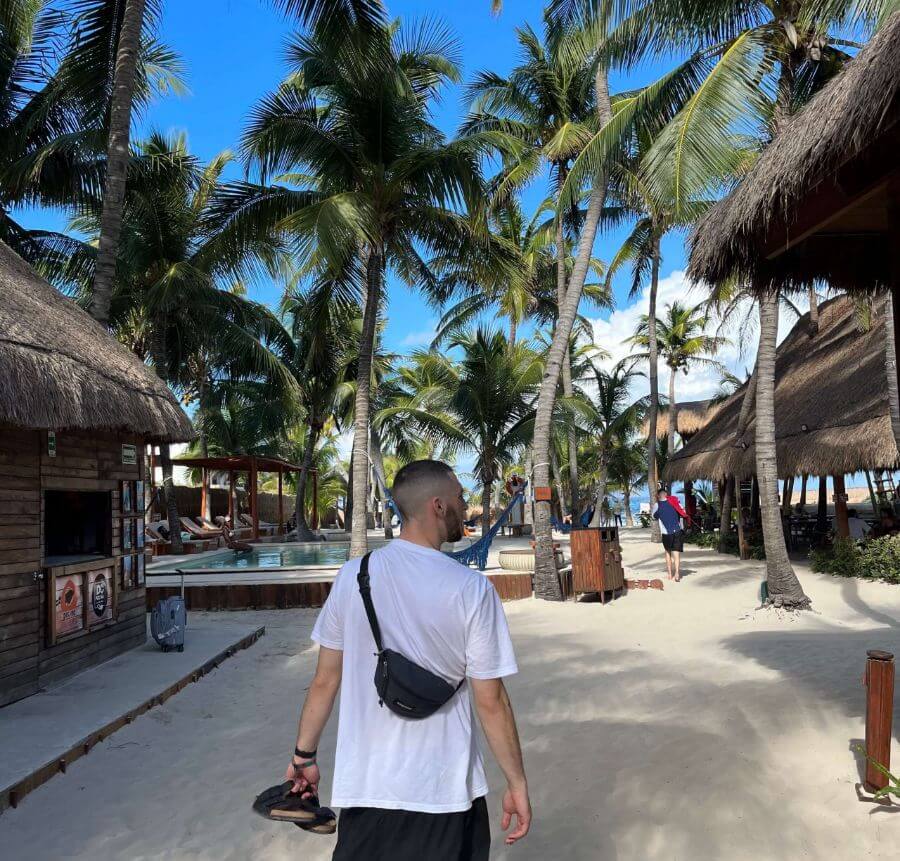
[158, 543, 353, 571]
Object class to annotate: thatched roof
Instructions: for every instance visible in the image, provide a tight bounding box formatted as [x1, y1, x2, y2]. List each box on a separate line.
[644, 399, 722, 440]
[664, 295, 898, 481]
[0, 241, 193, 442]
[689, 13, 900, 289]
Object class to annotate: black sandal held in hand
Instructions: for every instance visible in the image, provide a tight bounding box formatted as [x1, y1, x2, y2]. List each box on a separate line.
[252, 782, 337, 834]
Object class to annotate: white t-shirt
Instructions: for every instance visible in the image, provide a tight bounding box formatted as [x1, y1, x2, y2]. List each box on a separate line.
[311, 538, 518, 813]
[847, 517, 871, 540]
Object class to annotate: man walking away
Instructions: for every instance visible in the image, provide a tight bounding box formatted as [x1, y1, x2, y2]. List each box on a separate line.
[652, 487, 687, 581]
[282, 460, 531, 860]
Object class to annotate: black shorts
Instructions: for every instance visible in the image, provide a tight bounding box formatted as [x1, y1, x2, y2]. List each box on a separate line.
[662, 531, 684, 553]
[332, 797, 490, 861]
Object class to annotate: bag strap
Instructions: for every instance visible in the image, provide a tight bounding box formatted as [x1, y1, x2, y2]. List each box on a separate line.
[357, 552, 384, 654]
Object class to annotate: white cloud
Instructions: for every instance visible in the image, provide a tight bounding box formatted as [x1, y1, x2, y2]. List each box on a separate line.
[400, 319, 438, 347]
[585, 269, 811, 405]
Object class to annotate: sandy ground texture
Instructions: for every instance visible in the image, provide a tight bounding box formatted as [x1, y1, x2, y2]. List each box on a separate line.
[2, 529, 900, 860]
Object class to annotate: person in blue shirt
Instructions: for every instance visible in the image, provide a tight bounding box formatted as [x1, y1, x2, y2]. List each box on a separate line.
[652, 488, 687, 581]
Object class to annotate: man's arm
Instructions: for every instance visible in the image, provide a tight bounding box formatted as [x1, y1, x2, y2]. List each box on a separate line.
[471, 677, 531, 845]
[286, 646, 342, 793]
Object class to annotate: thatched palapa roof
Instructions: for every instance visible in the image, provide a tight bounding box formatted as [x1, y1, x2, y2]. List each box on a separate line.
[688, 13, 900, 290]
[0, 241, 193, 442]
[664, 295, 898, 482]
[644, 398, 722, 440]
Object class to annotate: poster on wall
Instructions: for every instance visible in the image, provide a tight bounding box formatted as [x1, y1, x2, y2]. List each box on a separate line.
[122, 518, 133, 551]
[136, 553, 145, 586]
[121, 481, 133, 514]
[122, 554, 133, 589]
[136, 523, 145, 549]
[135, 480, 144, 513]
[55, 574, 84, 636]
[88, 568, 114, 625]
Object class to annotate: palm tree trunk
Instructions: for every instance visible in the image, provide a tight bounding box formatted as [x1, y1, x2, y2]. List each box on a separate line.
[756, 290, 810, 608]
[816, 476, 828, 540]
[623, 486, 634, 527]
[647, 233, 662, 542]
[550, 448, 566, 521]
[589, 453, 608, 527]
[736, 356, 758, 442]
[781, 475, 794, 515]
[481, 481, 492, 537]
[883, 293, 900, 459]
[370, 425, 393, 539]
[509, 315, 517, 346]
[349, 248, 381, 558]
[719, 474, 734, 552]
[808, 286, 819, 334]
[554, 169, 581, 517]
[148, 324, 182, 553]
[294, 423, 318, 542]
[523, 447, 533, 530]
[344, 449, 353, 533]
[666, 365, 676, 491]
[864, 470, 879, 513]
[799, 474, 808, 509]
[88, 0, 147, 326]
[533, 67, 613, 600]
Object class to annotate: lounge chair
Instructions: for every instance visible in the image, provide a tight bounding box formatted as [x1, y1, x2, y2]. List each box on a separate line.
[239, 513, 278, 536]
[213, 515, 254, 538]
[180, 517, 224, 544]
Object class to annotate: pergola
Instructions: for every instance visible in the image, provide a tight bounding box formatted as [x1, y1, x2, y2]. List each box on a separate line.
[172, 455, 315, 540]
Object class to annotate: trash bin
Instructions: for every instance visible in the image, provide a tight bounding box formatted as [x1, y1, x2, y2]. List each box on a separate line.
[570, 527, 625, 603]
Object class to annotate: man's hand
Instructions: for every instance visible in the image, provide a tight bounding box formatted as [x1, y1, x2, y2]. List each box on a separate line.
[285, 760, 320, 797]
[501, 783, 531, 845]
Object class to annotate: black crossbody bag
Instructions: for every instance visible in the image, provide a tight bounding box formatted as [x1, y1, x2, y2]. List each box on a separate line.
[357, 552, 464, 719]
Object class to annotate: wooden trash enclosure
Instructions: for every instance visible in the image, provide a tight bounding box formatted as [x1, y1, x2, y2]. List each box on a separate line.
[570, 527, 625, 604]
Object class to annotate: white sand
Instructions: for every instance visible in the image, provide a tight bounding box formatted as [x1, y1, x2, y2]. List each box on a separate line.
[2, 529, 899, 860]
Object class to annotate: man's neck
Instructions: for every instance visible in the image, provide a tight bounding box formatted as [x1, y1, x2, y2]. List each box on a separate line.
[398, 521, 443, 552]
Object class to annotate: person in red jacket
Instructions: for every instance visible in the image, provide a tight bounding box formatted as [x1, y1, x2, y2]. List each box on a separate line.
[652, 488, 688, 581]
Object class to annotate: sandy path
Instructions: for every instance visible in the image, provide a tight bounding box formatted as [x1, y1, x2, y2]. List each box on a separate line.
[2, 530, 899, 860]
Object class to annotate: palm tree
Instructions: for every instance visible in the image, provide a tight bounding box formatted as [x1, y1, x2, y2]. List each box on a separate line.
[631, 301, 726, 484]
[236, 15, 487, 558]
[569, 359, 644, 527]
[42, 133, 295, 552]
[0, 0, 181, 263]
[282, 269, 359, 540]
[89, 0, 147, 325]
[396, 330, 541, 536]
[608, 436, 646, 527]
[463, 16, 599, 517]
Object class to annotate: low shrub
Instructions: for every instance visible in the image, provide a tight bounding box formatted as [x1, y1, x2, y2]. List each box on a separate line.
[638, 510, 652, 528]
[810, 536, 900, 583]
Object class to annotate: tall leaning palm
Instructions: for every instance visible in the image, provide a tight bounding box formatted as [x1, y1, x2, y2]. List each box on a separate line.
[463, 16, 598, 515]
[631, 301, 726, 482]
[237, 17, 486, 558]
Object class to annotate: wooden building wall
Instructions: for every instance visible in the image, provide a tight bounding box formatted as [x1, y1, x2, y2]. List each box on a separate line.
[0, 428, 147, 708]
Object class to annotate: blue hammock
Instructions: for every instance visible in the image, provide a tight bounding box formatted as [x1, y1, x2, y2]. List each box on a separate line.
[446, 491, 525, 570]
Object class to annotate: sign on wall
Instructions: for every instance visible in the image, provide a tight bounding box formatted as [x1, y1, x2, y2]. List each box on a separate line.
[88, 568, 114, 626]
[55, 575, 84, 636]
[48, 431, 57, 457]
[121, 444, 137, 465]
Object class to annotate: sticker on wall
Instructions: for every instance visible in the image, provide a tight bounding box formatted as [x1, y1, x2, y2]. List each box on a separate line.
[122, 518, 133, 551]
[88, 568, 114, 625]
[136, 553, 145, 586]
[122, 554, 133, 589]
[56, 574, 83, 636]
[135, 480, 144, 513]
[121, 481, 133, 514]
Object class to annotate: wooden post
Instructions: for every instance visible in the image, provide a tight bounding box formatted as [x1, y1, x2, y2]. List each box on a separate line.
[277, 469, 284, 535]
[228, 471, 235, 527]
[250, 458, 259, 540]
[200, 468, 207, 523]
[833, 473, 850, 538]
[311, 469, 319, 530]
[816, 476, 829, 541]
[864, 649, 894, 792]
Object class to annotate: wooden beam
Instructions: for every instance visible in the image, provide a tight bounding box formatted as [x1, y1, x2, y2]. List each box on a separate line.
[250, 458, 259, 541]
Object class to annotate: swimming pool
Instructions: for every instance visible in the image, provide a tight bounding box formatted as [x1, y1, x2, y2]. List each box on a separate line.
[150, 542, 361, 573]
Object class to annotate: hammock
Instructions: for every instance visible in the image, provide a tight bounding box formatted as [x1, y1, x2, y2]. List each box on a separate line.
[446, 491, 525, 570]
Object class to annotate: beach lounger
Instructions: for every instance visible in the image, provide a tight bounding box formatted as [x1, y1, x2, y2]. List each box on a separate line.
[180, 517, 224, 542]
[239, 513, 278, 536]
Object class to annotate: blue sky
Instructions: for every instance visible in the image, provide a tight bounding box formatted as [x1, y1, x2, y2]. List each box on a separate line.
[19, 0, 688, 355]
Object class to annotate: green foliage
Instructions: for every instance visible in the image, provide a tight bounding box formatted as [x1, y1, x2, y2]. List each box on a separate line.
[638, 510, 652, 528]
[812, 536, 900, 583]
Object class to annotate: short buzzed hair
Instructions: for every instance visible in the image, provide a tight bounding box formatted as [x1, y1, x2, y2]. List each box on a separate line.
[392, 459, 457, 519]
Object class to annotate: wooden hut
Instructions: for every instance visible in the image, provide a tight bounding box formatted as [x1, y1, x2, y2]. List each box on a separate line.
[665, 296, 897, 483]
[688, 11, 900, 296]
[0, 242, 192, 707]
